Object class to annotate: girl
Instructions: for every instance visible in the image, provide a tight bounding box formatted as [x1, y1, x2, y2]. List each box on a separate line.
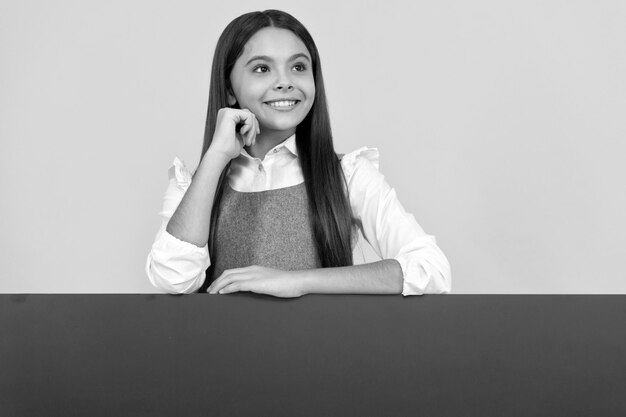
[145, 9, 451, 297]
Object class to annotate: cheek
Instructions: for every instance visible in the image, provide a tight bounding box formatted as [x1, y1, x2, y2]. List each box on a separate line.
[233, 85, 254, 104]
[232, 76, 263, 103]
[305, 82, 316, 109]
[306, 76, 315, 97]
[300, 76, 315, 103]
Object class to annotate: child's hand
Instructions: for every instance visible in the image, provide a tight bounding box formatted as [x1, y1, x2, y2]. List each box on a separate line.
[207, 266, 305, 298]
[208, 108, 261, 161]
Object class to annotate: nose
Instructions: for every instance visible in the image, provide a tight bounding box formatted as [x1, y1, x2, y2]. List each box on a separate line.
[274, 71, 294, 91]
[274, 82, 294, 92]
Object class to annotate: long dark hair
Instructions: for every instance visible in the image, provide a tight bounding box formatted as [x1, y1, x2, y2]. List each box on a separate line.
[197, 10, 358, 292]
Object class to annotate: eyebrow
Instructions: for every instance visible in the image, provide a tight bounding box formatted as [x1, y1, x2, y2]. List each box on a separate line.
[245, 53, 311, 66]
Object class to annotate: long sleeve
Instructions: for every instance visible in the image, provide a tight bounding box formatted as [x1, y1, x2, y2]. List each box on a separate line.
[341, 147, 451, 296]
[145, 158, 211, 294]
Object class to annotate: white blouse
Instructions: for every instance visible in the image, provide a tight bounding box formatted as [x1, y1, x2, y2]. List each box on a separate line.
[146, 134, 451, 296]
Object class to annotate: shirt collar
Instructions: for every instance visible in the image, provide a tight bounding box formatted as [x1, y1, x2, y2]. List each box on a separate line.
[240, 133, 298, 160]
[282, 133, 298, 157]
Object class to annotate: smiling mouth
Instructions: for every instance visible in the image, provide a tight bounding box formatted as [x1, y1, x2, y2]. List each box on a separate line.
[264, 100, 300, 109]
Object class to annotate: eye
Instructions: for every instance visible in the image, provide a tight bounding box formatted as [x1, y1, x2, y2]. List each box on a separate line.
[293, 62, 307, 72]
[253, 65, 269, 73]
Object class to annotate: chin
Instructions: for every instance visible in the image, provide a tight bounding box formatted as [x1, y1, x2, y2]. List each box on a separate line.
[261, 119, 302, 133]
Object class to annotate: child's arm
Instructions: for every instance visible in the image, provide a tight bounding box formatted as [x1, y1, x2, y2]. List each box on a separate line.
[208, 261, 403, 297]
[166, 108, 258, 246]
[146, 157, 217, 294]
[298, 259, 404, 295]
[165, 149, 230, 247]
[333, 147, 451, 296]
[147, 109, 260, 294]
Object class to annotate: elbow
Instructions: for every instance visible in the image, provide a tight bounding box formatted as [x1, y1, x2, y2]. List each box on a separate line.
[428, 253, 452, 294]
[434, 255, 452, 294]
[392, 234, 452, 296]
[145, 253, 207, 295]
[399, 253, 451, 296]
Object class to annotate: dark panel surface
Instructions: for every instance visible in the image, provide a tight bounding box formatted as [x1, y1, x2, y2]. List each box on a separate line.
[1, 294, 625, 416]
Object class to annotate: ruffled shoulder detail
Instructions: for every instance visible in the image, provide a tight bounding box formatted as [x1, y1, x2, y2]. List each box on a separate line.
[167, 157, 192, 191]
[340, 146, 380, 182]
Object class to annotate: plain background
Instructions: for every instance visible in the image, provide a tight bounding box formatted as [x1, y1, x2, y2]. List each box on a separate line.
[1, 0, 624, 293]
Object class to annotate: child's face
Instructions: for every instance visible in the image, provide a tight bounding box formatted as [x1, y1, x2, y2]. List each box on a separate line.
[228, 27, 315, 137]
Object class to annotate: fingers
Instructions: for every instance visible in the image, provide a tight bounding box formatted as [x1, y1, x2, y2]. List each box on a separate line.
[219, 282, 244, 294]
[248, 112, 259, 146]
[239, 124, 251, 145]
[212, 278, 244, 294]
[217, 280, 255, 295]
[208, 266, 254, 294]
[235, 109, 260, 147]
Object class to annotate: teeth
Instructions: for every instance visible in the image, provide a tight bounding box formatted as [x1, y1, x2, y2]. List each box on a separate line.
[267, 100, 297, 108]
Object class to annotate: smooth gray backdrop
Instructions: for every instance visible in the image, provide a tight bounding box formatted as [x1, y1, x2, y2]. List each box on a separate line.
[1, 0, 624, 293]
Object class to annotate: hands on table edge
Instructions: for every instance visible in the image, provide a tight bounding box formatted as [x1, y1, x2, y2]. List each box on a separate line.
[206, 259, 405, 298]
[207, 266, 307, 298]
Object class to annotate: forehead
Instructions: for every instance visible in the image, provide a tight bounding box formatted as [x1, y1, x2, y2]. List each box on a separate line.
[240, 27, 310, 60]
